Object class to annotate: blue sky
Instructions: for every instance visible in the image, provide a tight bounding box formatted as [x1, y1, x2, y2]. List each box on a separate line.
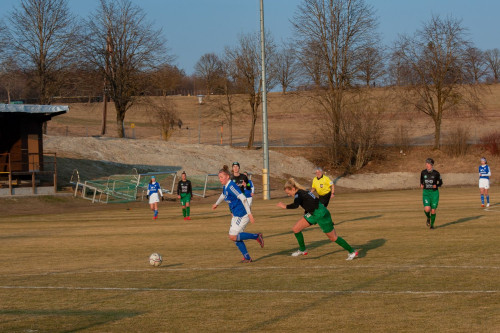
[2, 0, 499, 75]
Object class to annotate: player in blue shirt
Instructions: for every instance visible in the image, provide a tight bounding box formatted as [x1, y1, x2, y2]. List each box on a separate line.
[147, 176, 163, 220]
[212, 165, 263, 263]
[479, 157, 491, 208]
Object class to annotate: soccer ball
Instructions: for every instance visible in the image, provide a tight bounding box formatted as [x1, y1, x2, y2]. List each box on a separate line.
[149, 252, 162, 267]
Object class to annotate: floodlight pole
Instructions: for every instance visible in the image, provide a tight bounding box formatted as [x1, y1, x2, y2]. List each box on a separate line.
[260, 0, 270, 200]
[197, 95, 204, 144]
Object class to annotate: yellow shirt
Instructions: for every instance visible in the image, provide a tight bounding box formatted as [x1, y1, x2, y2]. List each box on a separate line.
[312, 175, 333, 196]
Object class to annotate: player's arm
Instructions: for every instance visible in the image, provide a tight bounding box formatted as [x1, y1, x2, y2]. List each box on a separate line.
[213, 193, 225, 210]
[420, 172, 425, 188]
[237, 192, 253, 222]
[436, 172, 443, 188]
[188, 180, 193, 196]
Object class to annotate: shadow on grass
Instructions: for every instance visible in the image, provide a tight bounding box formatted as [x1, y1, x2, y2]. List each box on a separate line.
[355, 238, 387, 259]
[336, 214, 383, 225]
[435, 215, 484, 229]
[0, 309, 142, 333]
[253, 237, 331, 262]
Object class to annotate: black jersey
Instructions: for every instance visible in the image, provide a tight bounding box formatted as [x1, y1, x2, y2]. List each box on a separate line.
[286, 189, 320, 214]
[231, 173, 251, 193]
[177, 179, 193, 196]
[420, 169, 442, 190]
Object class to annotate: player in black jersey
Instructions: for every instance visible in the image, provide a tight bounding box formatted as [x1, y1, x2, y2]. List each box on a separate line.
[231, 162, 251, 196]
[277, 178, 359, 260]
[420, 158, 443, 229]
[177, 171, 193, 220]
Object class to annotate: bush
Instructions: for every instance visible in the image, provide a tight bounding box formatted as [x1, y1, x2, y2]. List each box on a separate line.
[445, 126, 470, 157]
[479, 131, 500, 155]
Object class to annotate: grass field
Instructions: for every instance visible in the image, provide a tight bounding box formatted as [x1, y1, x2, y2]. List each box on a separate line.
[0, 187, 499, 332]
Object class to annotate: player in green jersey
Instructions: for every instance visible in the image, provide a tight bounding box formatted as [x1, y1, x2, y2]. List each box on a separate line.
[420, 158, 443, 229]
[177, 171, 193, 220]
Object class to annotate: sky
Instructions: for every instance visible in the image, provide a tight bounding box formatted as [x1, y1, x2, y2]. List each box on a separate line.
[1, 0, 499, 75]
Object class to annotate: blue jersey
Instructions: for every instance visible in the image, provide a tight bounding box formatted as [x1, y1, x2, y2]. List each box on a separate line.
[244, 179, 254, 198]
[148, 182, 162, 196]
[479, 165, 491, 179]
[223, 180, 247, 217]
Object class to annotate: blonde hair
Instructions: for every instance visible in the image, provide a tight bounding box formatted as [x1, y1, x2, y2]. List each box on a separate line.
[219, 165, 231, 176]
[284, 178, 304, 191]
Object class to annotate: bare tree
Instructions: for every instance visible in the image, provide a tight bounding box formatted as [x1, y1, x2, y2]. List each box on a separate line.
[82, 0, 170, 138]
[484, 48, 500, 82]
[463, 47, 487, 83]
[0, 57, 24, 103]
[292, 0, 379, 165]
[148, 98, 178, 141]
[151, 64, 185, 96]
[8, 0, 79, 105]
[356, 46, 386, 87]
[276, 41, 300, 94]
[392, 15, 481, 149]
[194, 53, 224, 95]
[225, 32, 278, 148]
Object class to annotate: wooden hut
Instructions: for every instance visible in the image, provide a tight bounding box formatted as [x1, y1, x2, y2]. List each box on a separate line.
[0, 104, 68, 195]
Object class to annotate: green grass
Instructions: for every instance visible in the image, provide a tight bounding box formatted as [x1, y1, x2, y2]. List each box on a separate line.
[0, 187, 499, 332]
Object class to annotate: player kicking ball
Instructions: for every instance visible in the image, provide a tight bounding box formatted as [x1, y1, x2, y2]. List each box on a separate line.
[277, 178, 358, 260]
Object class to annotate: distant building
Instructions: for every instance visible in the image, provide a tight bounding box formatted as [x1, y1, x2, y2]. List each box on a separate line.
[0, 104, 68, 196]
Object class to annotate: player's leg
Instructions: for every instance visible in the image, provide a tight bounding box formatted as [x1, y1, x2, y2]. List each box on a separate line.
[485, 183, 490, 207]
[185, 195, 191, 219]
[480, 187, 485, 207]
[291, 217, 311, 256]
[423, 191, 431, 227]
[229, 216, 252, 262]
[429, 191, 439, 229]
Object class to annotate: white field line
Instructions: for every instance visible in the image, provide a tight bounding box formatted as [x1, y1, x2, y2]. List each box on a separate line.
[0, 285, 497, 295]
[1, 265, 498, 277]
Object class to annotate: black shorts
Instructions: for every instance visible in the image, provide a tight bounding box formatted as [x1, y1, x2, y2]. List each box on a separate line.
[318, 192, 332, 208]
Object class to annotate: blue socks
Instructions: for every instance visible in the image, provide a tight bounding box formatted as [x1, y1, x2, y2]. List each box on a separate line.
[154, 210, 158, 217]
[487, 195, 490, 204]
[237, 232, 258, 241]
[235, 241, 250, 260]
[481, 195, 484, 204]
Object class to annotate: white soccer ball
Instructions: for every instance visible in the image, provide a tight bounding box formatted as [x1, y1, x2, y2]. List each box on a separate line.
[149, 252, 162, 267]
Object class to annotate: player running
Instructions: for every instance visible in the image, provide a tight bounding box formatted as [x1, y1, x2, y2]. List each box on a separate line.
[177, 171, 193, 220]
[147, 176, 163, 220]
[277, 178, 359, 260]
[420, 158, 443, 229]
[212, 165, 263, 263]
[479, 157, 491, 208]
[311, 167, 335, 208]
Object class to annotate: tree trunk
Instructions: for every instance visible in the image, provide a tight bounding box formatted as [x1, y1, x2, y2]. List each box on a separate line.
[433, 117, 441, 149]
[116, 111, 125, 138]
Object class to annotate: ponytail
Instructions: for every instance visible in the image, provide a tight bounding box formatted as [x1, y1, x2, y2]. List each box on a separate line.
[284, 178, 304, 191]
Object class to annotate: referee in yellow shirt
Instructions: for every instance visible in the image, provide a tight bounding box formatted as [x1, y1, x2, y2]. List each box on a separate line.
[311, 167, 335, 208]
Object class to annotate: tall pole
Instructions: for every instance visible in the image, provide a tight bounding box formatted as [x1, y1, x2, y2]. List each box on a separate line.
[260, 0, 270, 200]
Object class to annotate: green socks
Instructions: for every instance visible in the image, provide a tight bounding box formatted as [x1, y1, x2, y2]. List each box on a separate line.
[425, 211, 431, 218]
[335, 236, 354, 253]
[186, 206, 190, 217]
[294, 232, 306, 251]
[431, 213, 436, 227]
[182, 208, 186, 217]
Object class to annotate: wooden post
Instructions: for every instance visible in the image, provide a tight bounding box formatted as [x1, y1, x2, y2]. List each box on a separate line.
[32, 172, 36, 194]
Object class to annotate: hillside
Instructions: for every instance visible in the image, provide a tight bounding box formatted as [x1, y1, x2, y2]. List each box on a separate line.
[43, 85, 500, 193]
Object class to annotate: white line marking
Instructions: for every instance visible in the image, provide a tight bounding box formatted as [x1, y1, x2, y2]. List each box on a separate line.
[0, 285, 497, 295]
[1, 265, 498, 277]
